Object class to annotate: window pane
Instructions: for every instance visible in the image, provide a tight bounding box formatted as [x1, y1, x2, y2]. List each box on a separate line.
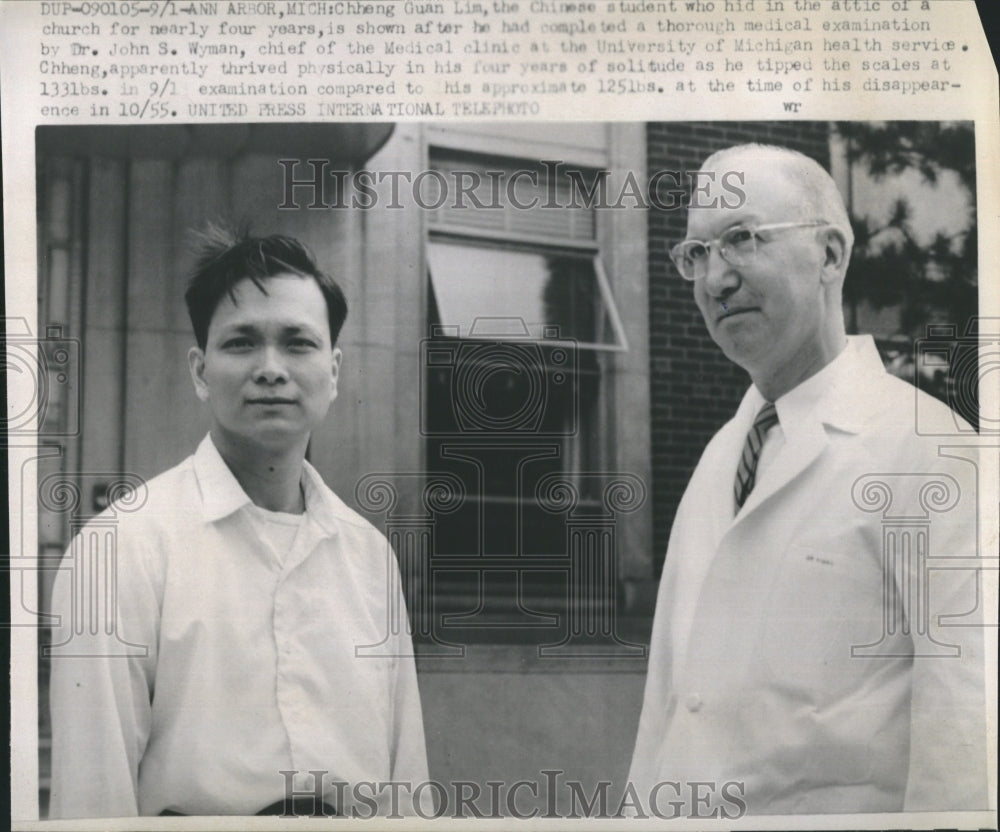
[427, 238, 620, 347]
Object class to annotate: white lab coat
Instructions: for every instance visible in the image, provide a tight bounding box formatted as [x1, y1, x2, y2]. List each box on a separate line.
[629, 337, 988, 815]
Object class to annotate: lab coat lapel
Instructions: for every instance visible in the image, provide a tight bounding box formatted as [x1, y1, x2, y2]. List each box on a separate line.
[733, 414, 829, 522]
[734, 338, 888, 522]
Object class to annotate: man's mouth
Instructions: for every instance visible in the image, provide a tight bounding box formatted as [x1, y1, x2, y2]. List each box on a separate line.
[717, 306, 758, 322]
[247, 397, 296, 405]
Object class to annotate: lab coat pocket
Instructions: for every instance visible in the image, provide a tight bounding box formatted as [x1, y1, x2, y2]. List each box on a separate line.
[760, 545, 884, 700]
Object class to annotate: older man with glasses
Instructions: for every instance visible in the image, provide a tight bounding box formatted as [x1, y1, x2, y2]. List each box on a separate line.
[628, 144, 987, 816]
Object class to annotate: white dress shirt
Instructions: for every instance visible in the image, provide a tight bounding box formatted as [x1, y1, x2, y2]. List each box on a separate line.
[48, 435, 430, 818]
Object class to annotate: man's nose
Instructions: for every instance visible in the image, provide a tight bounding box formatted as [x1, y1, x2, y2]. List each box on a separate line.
[254, 346, 288, 383]
[701, 245, 739, 297]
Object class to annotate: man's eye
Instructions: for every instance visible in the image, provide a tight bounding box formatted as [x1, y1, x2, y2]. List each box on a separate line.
[725, 228, 755, 247]
[686, 244, 708, 261]
[288, 338, 318, 350]
[222, 337, 252, 350]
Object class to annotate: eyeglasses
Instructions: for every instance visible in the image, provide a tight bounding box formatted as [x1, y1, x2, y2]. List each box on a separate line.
[670, 222, 827, 281]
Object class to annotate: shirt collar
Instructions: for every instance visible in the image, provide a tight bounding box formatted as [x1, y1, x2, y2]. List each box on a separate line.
[743, 335, 888, 435]
[193, 434, 340, 536]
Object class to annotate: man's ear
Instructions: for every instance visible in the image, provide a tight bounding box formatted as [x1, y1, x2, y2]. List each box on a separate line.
[329, 347, 343, 404]
[188, 346, 210, 402]
[820, 226, 850, 284]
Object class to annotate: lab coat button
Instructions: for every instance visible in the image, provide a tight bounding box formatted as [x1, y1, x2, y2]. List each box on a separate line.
[685, 694, 702, 712]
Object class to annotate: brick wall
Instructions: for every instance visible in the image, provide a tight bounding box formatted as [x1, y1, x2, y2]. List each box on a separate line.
[646, 122, 832, 574]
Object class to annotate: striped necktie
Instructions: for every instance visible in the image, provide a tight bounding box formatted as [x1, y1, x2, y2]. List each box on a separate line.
[734, 401, 779, 510]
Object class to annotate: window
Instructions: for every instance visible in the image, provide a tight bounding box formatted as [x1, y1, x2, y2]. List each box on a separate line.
[420, 150, 626, 639]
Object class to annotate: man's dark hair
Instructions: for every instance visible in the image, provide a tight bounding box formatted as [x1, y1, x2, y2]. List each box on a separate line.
[184, 226, 348, 350]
